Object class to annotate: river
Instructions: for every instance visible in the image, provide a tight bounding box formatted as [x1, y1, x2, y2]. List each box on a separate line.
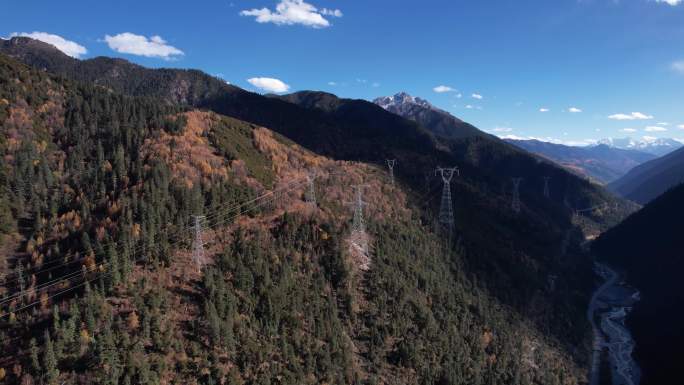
[588, 263, 641, 385]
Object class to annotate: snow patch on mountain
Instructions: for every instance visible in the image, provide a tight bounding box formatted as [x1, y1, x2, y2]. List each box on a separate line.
[597, 137, 683, 156]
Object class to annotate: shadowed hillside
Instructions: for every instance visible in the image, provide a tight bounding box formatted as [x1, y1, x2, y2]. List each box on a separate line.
[592, 183, 684, 385]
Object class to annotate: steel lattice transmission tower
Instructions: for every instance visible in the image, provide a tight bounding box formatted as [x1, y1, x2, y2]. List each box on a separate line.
[435, 167, 459, 228]
[346, 185, 369, 254]
[191, 215, 206, 273]
[386, 159, 396, 185]
[305, 173, 317, 205]
[512, 177, 523, 214]
[543, 177, 551, 198]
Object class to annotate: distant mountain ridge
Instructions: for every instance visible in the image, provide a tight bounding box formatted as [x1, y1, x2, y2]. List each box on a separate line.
[372, 92, 491, 140]
[597, 137, 682, 157]
[506, 139, 656, 184]
[608, 145, 684, 204]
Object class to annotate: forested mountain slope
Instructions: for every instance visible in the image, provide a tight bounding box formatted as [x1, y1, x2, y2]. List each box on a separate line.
[0, 52, 586, 385]
[0, 43, 632, 384]
[592, 183, 684, 385]
[608, 145, 684, 204]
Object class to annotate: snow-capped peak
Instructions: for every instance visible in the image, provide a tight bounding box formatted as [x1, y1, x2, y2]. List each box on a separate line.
[373, 92, 435, 111]
[596, 137, 683, 156]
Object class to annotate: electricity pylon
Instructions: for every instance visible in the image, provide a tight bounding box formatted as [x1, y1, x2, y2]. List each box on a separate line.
[435, 167, 459, 228]
[346, 185, 369, 254]
[191, 215, 206, 273]
[512, 177, 523, 214]
[543, 177, 551, 198]
[386, 159, 396, 185]
[305, 173, 316, 205]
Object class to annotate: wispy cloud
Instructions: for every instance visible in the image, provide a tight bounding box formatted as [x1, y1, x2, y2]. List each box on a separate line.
[492, 127, 513, 133]
[645, 125, 668, 132]
[11, 32, 87, 58]
[240, 0, 342, 28]
[568, 107, 582, 113]
[656, 0, 682, 6]
[471, 93, 483, 100]
[433, 85, 455, 93]
[620, 128, 637, 133]
[327, 81, 337, 86]
[672, 61, 684, 74]
[678, 124, 684, 130]
[104, 33, 184, 59]
[465, 104, 483, 110]
[608, 112, 654, 120]
[539, 107, 549, 112]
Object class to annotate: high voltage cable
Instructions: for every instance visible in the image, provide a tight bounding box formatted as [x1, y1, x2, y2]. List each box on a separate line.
[2, 176, 309, 286]
[0, 177, 310, 320]
[0, 178, 310, 310]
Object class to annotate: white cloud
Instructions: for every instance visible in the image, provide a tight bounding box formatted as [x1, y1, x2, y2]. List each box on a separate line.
[620, 128, 637, 133]
[240, 0, 341, 28]
[11, 32, 87, 58]
[433, 85, 455, 93]
[657, 122, 670, 126]
[645, 125, 668, 132]
[492, 127, 513, 133]
[539, 108, 549, 112]
[608, 112, 654, 120]
[472, 93, 483, 100]
[672, 61, 684, 73]
[328, 81, 337, 86]
[500, 134, 527, 140]
[321, 8, 343, 17]
[104, 33, 184, 59]
[455, 93, 463, 98]
[464, 104, 483, 110]
[568, 107, 582, 113]
[247, 77, 290, 93]
[656, 0, 682, 6]
[642, 135, 658, 142]
[678, 124, 684, 129]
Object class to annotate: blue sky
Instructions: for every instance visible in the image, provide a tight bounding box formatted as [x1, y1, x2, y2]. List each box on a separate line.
[2, 0, 684, 145]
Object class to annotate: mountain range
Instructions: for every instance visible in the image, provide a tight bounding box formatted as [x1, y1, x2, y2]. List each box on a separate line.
[0, 37, 633, 384]
[505, 139, 657, 184]
[608, 145, 684, 204]
[596, 137, 682, 157]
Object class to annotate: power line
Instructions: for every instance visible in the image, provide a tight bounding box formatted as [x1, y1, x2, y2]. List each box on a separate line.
[512, 177, 523, 214]
[345, 184, 369, 255]
[191, 215, 207, 274]
[0, 178, 310, 312]
[543, 177, 551, 199]
[435, 167, 458, 228]
[386, 159, 396, 186]
[0, 178, 310, 320]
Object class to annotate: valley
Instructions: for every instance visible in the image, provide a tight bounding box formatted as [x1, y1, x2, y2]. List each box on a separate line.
[0, 19, 682, 384]
[587, 264, 640, 385]
[0, 46, 623, 384]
